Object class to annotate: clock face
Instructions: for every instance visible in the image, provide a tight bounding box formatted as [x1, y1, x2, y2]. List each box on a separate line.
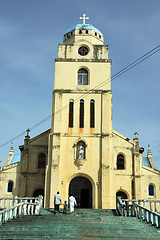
[78, 46, 89, 56]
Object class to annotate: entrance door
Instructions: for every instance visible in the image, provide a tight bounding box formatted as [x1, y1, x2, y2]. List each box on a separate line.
[33, 189, 44, 198]
[81, 189, 89, 208]
[33, 189, 44, 206]
[69, 177, 92, 208]
[116, 191, 128, 199]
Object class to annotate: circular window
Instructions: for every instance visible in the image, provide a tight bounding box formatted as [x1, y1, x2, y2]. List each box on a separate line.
[78, 46, 89, 56]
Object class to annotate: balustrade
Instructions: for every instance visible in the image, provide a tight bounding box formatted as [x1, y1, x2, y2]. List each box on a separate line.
[117, 197, 160, 228]
[0, 196, 43, 225]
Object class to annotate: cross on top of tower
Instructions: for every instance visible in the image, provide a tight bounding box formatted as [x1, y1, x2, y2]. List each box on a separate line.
[79, 14, 89, 24]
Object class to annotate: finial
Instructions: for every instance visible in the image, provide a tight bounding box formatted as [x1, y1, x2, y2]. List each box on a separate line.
[79, 14, 89, 24]
[26, 129, 30, 137]
[9, 142, 14, 153]
[148, 144, 151, 151]
[134, 132, 138, 140]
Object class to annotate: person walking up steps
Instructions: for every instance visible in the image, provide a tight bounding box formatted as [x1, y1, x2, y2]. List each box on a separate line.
[69, 193, 77, 215]
[54, 191, 61, 214]
[63, 201, 67, 214]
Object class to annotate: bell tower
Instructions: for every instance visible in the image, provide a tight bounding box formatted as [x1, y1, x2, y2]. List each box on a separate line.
[45, 15, 113, 209]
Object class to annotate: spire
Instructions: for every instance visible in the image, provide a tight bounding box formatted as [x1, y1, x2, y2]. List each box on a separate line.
[24, 129, 30, 150]
[4, 142, 14, 166]
[147, 144, 157, 170]
[133, 132, 139, 154]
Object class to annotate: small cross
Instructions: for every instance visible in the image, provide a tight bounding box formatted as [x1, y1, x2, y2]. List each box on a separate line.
[26, 129, 30, 137]
[79, 14, 89, 24]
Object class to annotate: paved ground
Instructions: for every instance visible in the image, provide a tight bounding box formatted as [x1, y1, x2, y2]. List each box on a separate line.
[0, 208, 160, 239]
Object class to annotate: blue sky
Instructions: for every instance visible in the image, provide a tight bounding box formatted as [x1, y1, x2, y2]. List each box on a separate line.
[0, 0, 160, 168]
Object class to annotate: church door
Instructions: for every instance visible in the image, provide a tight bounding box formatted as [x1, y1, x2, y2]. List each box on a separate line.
[69, 177, 92, 208]
[33, 189, 44, 206]
[116, 191, 128, 199]
[33, 189, 44, 198]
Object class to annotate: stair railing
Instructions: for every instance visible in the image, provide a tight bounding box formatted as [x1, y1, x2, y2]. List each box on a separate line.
[0, 195, 43, 225]
[116, 197, 160, 228]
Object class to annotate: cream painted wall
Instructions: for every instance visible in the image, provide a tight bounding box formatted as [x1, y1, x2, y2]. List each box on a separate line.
[54, 61, 111, 91]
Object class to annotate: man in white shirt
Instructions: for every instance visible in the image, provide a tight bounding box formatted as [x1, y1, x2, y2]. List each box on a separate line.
[69, 193, 77, 215]
[54, 191, 61, 214]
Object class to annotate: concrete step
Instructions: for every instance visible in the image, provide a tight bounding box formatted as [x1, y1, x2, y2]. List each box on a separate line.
[0, 208, 160, 239]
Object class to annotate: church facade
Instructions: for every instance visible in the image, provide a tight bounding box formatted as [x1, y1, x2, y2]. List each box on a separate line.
[0, 17, 160, 209]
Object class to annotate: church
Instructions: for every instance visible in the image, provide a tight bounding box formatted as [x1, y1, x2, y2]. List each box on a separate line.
[0, 15, 160, 209]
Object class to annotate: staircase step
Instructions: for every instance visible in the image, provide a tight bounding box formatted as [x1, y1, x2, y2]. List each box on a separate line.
[0, 209, 160, 239]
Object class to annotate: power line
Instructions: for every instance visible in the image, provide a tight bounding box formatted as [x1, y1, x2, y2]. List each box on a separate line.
[0, 45, 159, 149]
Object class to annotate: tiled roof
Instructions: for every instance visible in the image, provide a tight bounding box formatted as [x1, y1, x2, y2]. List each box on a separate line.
[64, 24, 103, 36]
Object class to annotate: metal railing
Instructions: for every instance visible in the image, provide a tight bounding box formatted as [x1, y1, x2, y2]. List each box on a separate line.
[0, 196, 43, 225]
[117, 197, 160, 228]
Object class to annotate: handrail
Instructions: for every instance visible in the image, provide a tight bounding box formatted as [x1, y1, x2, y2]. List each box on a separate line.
[134, 203, 160, 228]
[116, 197, 160, 228]
[0, 196, 43, 225]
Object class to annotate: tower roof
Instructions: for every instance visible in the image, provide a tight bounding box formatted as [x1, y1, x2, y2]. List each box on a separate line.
[64, 24, 103, 36]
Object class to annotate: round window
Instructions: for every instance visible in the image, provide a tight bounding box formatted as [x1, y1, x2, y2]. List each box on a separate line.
[78, 46, 89, 56]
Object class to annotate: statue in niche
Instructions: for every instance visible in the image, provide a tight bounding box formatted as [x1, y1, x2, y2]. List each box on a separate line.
[78, 143, 85, 159]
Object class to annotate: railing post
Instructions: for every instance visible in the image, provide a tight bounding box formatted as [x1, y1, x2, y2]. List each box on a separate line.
[143, 199, 147, 208]
[9, 200, 12, 208]
[38, 195, 43, 209]
[14, 196, 18, 205]
[0, 213, 3, 225]
[4, 199, 7, 209]
[139, 206, 142, 219]
[23, 200, 27, 215]
[132, 203, 136, 217]
[155, 202, 157, 212]
[4, 211, 8, 222]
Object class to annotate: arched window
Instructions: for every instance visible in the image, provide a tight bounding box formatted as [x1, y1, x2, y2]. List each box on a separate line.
[90, 99, 95, 128]
[69, 99, 74, 128]
[117, 154, 125, 170]
[77, 68, 88, 85]
[148, 184, 154, 197]
[79, 99, 84, 128]
[7, 181, 13, 193]
[76, 141, 86, 159]
[38, 153, 46, 169]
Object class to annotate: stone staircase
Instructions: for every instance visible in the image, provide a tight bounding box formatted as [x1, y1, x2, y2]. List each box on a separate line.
[0, 208, 160, 239]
